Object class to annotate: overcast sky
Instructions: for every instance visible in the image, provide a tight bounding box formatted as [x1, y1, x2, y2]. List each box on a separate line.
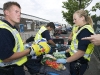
[0, 0, 100, 24]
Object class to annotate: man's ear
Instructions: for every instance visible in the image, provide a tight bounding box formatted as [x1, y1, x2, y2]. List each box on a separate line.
[4, 10, 9, 16]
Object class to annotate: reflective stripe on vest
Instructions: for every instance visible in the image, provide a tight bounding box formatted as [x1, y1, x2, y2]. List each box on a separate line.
[34, 26, 47, 43]
[0, 21, 27, 67]
[70, 49, 91, 58]
[72, 25, 78, 35]
[70, 25, 94, 61]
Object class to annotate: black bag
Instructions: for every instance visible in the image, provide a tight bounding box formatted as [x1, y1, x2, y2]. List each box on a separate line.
[39, 64, 71, 75]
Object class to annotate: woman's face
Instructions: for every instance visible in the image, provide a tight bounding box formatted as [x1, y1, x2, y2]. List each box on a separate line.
[73, 13, 84, 26]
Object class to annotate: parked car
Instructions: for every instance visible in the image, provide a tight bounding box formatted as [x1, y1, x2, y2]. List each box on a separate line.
[53, 24, 62, 36]
[55, 24, 62, 30]
[67, 26, 72, 32]
[61, 24, 68, 34]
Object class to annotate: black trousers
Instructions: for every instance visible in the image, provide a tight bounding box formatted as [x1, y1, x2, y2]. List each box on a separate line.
[0, 65, 25, 75]
[25, 56, 43, 74]
[70, 62, 88, 75]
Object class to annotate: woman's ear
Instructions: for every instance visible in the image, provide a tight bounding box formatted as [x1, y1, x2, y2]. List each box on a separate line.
[81, 16, 85, 21]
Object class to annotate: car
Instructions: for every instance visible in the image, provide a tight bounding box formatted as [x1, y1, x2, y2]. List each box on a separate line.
[55, 24, 62, 30]
[67, 27, 72, 32]
[53, 24, 62, 36]
[61, 24, 68, 34]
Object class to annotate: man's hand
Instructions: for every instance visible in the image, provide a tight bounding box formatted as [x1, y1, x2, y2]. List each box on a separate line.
[82, 34, 100, 45]
[56, 58, 67, 64]
[81, 36, 92, 40]
[24, 44, 35, 56]
[29, 47, 35, 55]
[24, 44, 31, 49]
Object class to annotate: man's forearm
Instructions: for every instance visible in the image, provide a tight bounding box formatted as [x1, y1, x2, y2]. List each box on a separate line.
[3, 49, 30, 62]
[48, 40, 56, 46]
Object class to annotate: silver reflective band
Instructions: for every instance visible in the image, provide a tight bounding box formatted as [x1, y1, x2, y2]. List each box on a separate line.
[0, 58, 21, 67]
[70, 49, 90, 58]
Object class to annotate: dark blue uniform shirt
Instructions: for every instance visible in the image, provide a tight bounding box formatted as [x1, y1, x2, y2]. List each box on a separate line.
[26, 30, 51, 43]
[77, 28, 93, 52]
[0, 20, 17, 60]
[41, 30, 51, 41]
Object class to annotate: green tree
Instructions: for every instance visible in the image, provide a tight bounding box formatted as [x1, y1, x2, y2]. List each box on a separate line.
[62, 0, 100, 26]
[91, 2, 100, 19]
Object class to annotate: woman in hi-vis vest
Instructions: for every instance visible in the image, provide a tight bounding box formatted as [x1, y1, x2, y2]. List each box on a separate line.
[56, 9, 95, 75]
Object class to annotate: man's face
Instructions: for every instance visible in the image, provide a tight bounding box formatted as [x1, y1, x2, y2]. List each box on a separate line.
[47, 26, 53, 31]
[5, 5, 21, 25]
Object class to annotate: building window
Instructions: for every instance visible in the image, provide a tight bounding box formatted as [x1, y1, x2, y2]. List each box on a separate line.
[27, 23, 31, 29]
[26, 20, 32, 30]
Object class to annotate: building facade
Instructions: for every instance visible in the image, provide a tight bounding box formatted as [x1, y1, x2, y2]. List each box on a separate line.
[0, 8, 50, 32]
[0, 8, 50, 40]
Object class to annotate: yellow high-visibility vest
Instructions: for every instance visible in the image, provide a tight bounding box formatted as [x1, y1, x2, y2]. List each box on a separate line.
[0, 21, 27, 67]
[34, 26, 47, 42]
[70, 25, 94, 61]
[72, 25, 78, 35]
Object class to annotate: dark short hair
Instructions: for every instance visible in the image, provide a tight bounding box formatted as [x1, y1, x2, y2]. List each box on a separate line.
[46, 22, 55, 30]
[3, 1, 21, 11]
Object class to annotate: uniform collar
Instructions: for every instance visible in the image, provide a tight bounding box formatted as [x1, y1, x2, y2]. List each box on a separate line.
[2, 20, 18, 30]
[78, 24, 89, 30]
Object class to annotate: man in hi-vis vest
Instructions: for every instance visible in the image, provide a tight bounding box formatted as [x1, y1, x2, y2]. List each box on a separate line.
[24, 22, 57, 74]
[0, 1, 51, 75]
[24, 22, 56, 46]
